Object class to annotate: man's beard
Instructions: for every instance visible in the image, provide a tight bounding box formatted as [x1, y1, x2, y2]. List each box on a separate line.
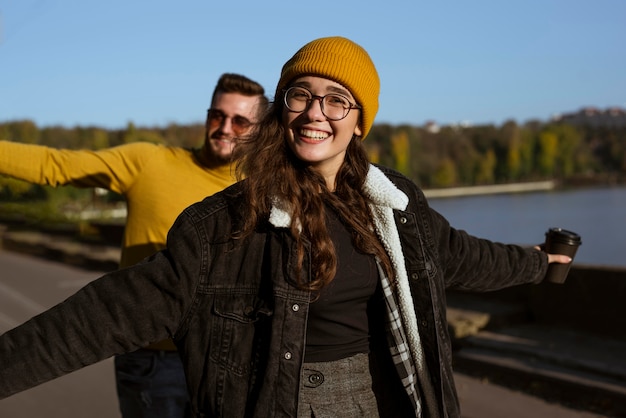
[204, 133, 235, 166]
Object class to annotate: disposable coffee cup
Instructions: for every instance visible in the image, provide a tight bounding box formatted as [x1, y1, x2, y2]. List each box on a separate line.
[544, 227, 582, 284]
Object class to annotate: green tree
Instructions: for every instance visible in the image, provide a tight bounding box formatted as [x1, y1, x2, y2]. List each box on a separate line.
[553, 124, 582, 176]
[366, 141, 381, 165]
[366, 124, 395, 168]
[391, 130, 410, 175]
[413, 130, 441, 188]
[475, 148, 497, 184]
[0, 177, 38, 199]
[3, 120, 40, 144]
[121, 122, 164, 145]
[123, 122, 138, 144]
[433, 158, 458, 187]
[91, 128, 110, 149]
[538, 131, 559, 176]
[163, 123, 204, 148]
[136, 129, 165, 144]
[503, 122, 522, 181]
[518, 127, 537, 179]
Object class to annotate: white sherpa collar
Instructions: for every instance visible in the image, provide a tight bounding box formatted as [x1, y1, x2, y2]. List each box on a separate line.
[268, 197, 293, 229]
[362, 164, 409, 210]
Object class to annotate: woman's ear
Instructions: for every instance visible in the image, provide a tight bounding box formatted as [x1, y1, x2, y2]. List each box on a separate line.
[353, 124, 362, 137]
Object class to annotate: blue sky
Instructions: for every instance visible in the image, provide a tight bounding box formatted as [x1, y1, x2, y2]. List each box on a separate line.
[1, 0, 624, 129]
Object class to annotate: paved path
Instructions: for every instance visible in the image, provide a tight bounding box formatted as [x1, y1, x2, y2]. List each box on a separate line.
[0, 249, 120, 418]
[0, 249, 607, 417]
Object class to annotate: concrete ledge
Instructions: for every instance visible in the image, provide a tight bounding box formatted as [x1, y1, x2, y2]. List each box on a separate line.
[424, 180, 556, 198]
[446, 292, 530, 340]
[447, 264, 626, 416]
[1, 229, 120, 272]
[448, 263, 626, 341]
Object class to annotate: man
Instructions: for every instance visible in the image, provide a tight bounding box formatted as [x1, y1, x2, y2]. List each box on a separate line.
[0, 73, 268, 417]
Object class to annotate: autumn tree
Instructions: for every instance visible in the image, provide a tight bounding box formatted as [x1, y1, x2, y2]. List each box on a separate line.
[552, 124, 582, 176]
[391, 130, 410, 175]
[433, 158, 458, 187]
[518, 127, 538, 180]
[1, 120, 40, 144]
[538, 131, 559, 177]
[475, 148, 497, 184]
[502, 121, 522, 181]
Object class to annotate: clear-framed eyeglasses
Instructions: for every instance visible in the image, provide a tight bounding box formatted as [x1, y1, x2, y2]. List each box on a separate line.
[283, 86, 361, 121]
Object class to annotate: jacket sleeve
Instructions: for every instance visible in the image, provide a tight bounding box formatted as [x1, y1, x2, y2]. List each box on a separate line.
[0, 208, 203, 399]
[389, 171, 549, 292]
[0, 140, 157, 193]
[425, 203, 549, 291]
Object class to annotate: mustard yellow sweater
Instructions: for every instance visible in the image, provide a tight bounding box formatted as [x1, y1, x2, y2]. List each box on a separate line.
[0, 140, 237, 268]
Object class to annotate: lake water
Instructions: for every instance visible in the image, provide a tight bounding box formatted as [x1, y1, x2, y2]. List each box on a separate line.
[427, 186, 626, 267]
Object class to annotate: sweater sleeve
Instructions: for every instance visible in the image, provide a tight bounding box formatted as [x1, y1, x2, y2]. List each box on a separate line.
[0, 208, 203, 399]
[0, 141, 159, 194]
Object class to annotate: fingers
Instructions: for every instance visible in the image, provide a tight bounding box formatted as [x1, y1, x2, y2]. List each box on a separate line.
[547, 253, 572, 264]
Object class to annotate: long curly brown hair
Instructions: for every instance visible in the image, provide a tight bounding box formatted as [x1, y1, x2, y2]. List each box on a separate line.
[234, 96, 394, 292]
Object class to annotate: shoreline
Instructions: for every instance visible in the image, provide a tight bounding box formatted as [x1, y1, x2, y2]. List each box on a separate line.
[423, 180, 557, 199]
[423, 174, 626, 199]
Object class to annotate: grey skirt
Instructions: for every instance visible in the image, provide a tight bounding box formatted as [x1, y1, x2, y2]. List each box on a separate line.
[297, 353, 379, 418]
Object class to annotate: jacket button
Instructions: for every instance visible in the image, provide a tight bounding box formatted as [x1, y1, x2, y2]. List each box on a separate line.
[292, 304, 300, 312]
[411, 272, 419, 281]
[284, 352, 292, 360]
[400, 216, 408, 224]
[308, 372, 324, 386]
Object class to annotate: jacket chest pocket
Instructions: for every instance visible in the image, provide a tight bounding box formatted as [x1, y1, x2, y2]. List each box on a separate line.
[209, 295, 273, 376]
[396, 211, 438, 281]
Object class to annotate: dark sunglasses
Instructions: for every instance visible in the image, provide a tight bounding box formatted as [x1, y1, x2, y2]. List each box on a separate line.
[207, 109, 255, 135]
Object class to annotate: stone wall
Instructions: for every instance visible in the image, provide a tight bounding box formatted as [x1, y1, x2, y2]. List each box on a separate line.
[448, 264, 626, 341]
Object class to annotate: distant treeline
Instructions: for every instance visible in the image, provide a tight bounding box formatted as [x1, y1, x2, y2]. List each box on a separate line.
[1, 117, 625, 192]
[367, 119, 626, 188]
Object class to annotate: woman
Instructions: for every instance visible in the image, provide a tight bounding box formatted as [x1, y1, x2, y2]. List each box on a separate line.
[0, 37, 571, 417]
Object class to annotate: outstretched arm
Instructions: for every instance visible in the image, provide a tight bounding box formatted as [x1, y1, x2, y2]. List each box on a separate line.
[0, 208, 203, 399]
[0, 140, 156, 193]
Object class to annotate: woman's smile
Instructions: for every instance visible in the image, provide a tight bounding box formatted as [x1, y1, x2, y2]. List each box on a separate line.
[297, 127, 331, 142]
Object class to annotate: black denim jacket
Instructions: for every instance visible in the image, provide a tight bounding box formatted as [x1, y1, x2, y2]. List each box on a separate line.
[0, 165, 548, 417]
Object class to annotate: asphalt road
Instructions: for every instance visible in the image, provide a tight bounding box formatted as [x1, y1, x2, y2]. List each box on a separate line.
[0, 249, 120, 418]
[0, 249, 606, 418]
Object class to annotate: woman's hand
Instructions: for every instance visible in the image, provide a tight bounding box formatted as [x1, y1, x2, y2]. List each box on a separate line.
[547, 253, 572, 264]
[534, 245, 572, 264]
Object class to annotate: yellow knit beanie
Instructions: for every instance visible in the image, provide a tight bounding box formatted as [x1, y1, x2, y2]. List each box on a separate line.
[276, 36, 380, 139]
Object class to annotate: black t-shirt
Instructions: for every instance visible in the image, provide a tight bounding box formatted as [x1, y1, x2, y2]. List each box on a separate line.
[304, 204, 381, 363]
